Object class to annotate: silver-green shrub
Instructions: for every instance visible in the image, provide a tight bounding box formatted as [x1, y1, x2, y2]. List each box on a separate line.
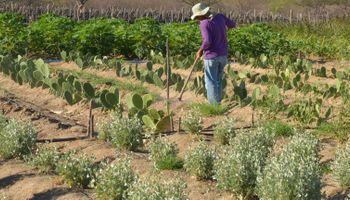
[184, 141, 216, 180]
[0, 119, 37, 159]
[27, 146, 60, 174]
[182, 107, 202, 134]
[95, 157, 136, 200]
[0, 112, 7, 129]
[128, 177, 188, 200]
[257, 133, 321, 200]
[214, 130, 273, 199]
[98, 111, 143, 151]
[97, 111, 122, 143]
[332, 142, 350, 188]
[214, 117, 235, 145]
[56, 153, 98, 188]
[149, 137, 182, 170]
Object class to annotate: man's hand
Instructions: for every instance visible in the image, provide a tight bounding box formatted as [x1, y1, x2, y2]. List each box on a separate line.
[196, 48, 204, 60]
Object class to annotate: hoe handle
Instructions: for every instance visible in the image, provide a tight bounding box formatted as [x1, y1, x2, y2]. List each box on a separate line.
[178, 57, 200, 101]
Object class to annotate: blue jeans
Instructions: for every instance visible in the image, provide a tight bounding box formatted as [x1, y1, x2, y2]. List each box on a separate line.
[204, 56, 228, 104]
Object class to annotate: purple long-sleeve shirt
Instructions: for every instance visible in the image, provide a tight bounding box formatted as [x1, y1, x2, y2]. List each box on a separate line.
[200, 13, 236, 60]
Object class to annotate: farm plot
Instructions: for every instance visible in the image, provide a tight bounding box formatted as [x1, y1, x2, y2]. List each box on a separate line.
[0, 11, 350, 200]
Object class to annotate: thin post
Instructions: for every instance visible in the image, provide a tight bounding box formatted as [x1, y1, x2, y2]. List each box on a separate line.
[87, 101, 92, 137]
[177, 117, 181, 134]
[166, 36, 174, 131]
[90, 115, 94, 138]
[166, 36, 170, 100]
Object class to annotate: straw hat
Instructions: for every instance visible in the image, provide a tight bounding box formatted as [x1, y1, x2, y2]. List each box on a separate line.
[191, 3, 210, 20]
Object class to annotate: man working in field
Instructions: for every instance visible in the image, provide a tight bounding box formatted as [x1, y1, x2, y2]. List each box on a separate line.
[192, 3, 236, 104]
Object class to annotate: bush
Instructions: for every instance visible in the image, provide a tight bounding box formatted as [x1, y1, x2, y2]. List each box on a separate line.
[97, 111, 122, 143]
[332, 143, 350, 188]
[95, 157, 136, 200]
[184, 141, 216, 180]
[214, 130, 273, 199]
[257, 133, 321, 200]
[27, 14, 75, 57]
[149, 137, 183, 170]
[182, 108, 202, 134]
[98, 112, 143, 151]
[27, 146, 60, 174]
[214, 118, 236, 145]
[56, 153, 98, 188]
[0, 119, 37, 159]
[128, 177, 188, 200]
[263, 120, 294, 137]
[73, 18, 126, 56]
[161, 21, 200, 57]
[127, 18, 165, 58]
[229, 23, 296, 58]
[0, 12, 27, 55]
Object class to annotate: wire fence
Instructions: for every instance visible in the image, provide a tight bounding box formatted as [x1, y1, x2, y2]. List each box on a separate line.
[0, 3, 349, 23]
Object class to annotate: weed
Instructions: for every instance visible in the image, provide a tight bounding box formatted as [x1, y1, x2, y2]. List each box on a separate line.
[190, 103, 230, 116]
[149, 137, 183, 170]
[263, 120, 294, 137]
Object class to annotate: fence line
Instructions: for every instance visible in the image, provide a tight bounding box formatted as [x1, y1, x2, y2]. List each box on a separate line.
[0, 3, 349, 23]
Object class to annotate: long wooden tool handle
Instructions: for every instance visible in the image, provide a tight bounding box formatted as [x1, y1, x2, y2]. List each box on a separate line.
[178, 57, 200, 101]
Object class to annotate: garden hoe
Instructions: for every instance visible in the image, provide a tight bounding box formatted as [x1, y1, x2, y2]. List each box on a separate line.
[178, 56, 200, 101]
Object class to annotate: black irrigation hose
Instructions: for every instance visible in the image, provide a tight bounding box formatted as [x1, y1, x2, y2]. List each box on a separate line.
[36, 136, 89, 143]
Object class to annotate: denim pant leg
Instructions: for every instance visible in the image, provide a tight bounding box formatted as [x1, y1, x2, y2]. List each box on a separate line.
[204, 56, 227, 104]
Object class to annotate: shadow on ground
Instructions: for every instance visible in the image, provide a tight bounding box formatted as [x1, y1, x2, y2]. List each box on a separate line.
[328, 190, 349, 200]
[30, 188, 71, 200]
[0, 173, 36, 189]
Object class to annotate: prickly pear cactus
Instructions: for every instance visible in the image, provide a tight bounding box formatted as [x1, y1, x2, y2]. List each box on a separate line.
[83, 82, 95, 100]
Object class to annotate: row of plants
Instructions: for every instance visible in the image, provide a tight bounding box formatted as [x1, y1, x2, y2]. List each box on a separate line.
[272, 19, 350, 59]
[2, 106, 350, 199]
[0, 12, 303, 60]
[0, 55, 122, 110]
[60, 51, 188, 93]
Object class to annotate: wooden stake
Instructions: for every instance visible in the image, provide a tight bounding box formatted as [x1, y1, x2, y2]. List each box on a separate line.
[91, 115, 95, 138]
[166, 36, 174, 131]
[87, 100, 93, 137]
[166, 36, 170, 100]
[177, 117, 181, 134]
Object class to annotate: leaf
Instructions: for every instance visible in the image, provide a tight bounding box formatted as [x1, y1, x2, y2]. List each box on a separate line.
[75, 57, 84, 68]
[142, 115, 156, 130]
[325, 107, 332, 118]
[132, 94, 143, 110]
[64, 91, 74, 105]
[148, 109, 161, 120]
[156, 116, 171, 132]
[60, 51, 67, 61]
[83, 82, 95, 99]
